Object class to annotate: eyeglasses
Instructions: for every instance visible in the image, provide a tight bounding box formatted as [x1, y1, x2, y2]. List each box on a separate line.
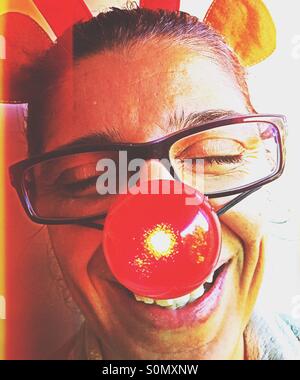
[9, 114, 287, 226]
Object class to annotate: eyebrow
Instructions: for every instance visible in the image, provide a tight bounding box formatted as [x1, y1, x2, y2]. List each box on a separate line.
[167, 109, 239, 133]
[52, 109, 240, 152]
[52, 128, 123, 152]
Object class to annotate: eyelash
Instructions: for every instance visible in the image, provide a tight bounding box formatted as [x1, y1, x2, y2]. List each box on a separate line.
[62, 176, 98, 193]
[204, 155, 243, 165]
[178, 155, 243, 165]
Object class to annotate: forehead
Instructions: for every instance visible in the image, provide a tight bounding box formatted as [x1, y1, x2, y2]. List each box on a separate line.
[42, 41, 248, 152]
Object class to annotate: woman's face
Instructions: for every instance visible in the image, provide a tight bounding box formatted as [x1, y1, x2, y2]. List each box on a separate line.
[43, 41, 266, 359]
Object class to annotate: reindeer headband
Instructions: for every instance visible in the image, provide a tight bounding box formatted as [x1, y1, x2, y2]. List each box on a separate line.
[0, 0, 276, 103]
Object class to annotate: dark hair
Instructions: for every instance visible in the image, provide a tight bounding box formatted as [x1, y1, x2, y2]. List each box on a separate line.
[25, 6, 253, 156]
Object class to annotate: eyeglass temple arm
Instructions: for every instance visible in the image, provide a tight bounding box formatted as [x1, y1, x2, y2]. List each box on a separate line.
[216, 187, 262, 217]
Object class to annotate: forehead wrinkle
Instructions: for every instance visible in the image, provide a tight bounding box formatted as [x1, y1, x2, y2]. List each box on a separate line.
[46, 45, 232, 119]
[71, 41, 199, 94]
[70, 63, 185, 136]
[75, 62, 180, 87]
[42, 41, 248, 151]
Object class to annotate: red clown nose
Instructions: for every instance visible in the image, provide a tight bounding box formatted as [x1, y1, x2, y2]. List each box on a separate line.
[103, 180, 221, 300]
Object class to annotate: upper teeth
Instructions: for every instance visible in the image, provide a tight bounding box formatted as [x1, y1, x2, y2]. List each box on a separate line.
[133, 270, 216, 309]
[206, 273, 214, 283]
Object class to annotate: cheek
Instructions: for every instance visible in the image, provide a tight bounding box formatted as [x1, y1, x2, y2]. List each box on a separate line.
[210, 191, 267, 301]
[47, 225, 104, 276]
[211, 192, 267, 303]
[210, 190, 268, 247]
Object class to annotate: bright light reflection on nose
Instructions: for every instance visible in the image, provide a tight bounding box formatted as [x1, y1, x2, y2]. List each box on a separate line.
[144, 224, 177, 260]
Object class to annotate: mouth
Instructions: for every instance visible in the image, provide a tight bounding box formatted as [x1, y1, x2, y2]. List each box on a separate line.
[92, 256, 232, 329]
[133, 261, 229, 310]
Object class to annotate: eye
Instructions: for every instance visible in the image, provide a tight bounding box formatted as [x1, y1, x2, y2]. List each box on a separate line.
[174, 138, 245, 160]
[174, 154, 246, 178]
[55, 164, 99, 196]
[61, 175, 98, 194]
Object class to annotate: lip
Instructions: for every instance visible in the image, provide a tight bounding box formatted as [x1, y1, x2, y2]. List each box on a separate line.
[98, 259, 231, 330]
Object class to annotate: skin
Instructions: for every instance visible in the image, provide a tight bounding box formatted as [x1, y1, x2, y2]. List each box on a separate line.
[41, 39, 267, 359]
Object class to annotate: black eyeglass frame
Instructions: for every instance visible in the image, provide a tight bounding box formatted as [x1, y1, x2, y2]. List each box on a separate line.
[9, 114, 287, 227]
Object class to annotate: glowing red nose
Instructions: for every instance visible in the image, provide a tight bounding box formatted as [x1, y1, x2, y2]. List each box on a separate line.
[103, 180, 221, 299]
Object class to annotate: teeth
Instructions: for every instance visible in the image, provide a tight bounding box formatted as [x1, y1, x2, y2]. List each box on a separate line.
[174, 294, 190, 308]
[132, 263, 227, 309]
[206, 273, 214, 284]
[156, 299, 174, 307]
[134, 277, 212, 309]
[189, 285, 205, 301]
[134, 295, 154, 304]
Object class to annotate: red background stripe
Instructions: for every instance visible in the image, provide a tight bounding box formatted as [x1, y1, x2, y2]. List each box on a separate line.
[33, 0, 92, 37]
[140, 0, 181, 11]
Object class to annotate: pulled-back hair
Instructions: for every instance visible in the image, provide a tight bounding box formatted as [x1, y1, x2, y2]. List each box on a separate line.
[25, 6, 253, 155]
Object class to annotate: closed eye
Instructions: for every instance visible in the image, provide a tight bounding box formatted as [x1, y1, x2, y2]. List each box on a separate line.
[61, 176, 98, 194]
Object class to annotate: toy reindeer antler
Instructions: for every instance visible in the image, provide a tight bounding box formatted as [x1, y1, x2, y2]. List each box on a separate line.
[0, 0, 276, 102]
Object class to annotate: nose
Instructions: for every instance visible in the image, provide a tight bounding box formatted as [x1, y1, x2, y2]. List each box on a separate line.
[103, 178, 221, 300]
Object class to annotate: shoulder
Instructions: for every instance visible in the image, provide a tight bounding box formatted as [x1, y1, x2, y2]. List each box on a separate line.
[280, 314, 300, 342]
[244, 311, 300, 360]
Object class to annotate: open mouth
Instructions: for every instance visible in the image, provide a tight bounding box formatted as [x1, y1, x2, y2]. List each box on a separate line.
[92, 257, 232, 329]
[132, 261, 230, 310]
